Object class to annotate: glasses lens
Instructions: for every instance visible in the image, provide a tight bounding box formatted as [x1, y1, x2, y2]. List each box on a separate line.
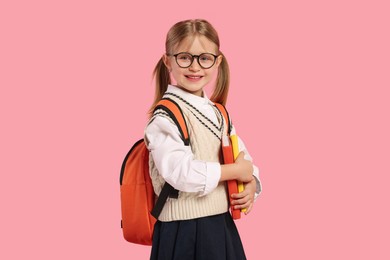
[176, 53, 193, 67]
[199, 54, 215, 68]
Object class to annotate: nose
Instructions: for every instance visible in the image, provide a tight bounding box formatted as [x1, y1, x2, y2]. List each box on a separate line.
[189, 57, 201, 71]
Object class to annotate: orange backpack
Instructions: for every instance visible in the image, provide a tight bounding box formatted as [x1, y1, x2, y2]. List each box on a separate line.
[120, 98, 189, 245]
[120, 99, 232, 245]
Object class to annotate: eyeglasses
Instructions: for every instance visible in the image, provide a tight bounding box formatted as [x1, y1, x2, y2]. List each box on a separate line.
[169, 52, 219, 69]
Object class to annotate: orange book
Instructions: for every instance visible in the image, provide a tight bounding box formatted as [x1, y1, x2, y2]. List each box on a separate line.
[222, 135, 241, 220]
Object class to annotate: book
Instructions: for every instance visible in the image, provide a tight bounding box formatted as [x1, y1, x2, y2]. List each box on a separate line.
[230, 134, 247, 213]
[221, 135, 241, 220]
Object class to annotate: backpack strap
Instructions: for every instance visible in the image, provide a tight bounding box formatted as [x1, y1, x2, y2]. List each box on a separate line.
[154, 98, 190, 145]
[150, 98, 189, 219]
[214, 103, 232, 135]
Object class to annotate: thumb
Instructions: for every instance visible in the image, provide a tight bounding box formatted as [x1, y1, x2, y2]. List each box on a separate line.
[236, 151, 245, 160]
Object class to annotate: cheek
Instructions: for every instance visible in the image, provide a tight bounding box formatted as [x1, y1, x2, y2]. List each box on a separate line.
[170, 69, 184, 83]
[171, 63, 183, 73]
[172, 67, 183, 76]
[205, 67, 218, 76]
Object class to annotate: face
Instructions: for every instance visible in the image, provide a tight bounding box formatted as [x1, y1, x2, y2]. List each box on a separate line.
[163, 35, 222, 97]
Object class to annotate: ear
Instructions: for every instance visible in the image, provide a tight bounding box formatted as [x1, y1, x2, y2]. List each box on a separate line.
[215, 54, 223, 67]
[163, 54, 172, 72]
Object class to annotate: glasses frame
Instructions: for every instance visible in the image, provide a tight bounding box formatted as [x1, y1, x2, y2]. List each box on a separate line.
[169, 52, 220, 69]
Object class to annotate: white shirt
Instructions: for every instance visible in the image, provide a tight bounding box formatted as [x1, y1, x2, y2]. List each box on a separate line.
[145, 85, 262, 199]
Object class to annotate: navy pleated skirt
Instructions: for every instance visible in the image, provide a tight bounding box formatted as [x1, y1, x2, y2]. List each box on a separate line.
[150, 212, 246, 260]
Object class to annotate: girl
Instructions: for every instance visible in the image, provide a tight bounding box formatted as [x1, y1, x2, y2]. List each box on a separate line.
[145, 19, 261, 260]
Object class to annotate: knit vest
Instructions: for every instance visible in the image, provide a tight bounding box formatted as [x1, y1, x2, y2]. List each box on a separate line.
[148, 92, 229, 221]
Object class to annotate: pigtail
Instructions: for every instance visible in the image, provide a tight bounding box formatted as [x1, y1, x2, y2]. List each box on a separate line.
[211, 52, 230, 106]
[149, 57, 171, 117]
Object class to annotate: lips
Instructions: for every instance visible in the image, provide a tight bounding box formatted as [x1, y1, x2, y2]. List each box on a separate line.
[185, 75, 203, 79]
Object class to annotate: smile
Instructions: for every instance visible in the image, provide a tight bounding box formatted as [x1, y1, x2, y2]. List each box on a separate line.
[185, 75, 203, 79]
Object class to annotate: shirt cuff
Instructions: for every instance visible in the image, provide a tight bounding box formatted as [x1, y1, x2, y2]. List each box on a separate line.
[201, 162, 221, 196]
[253, 165, 262, 201]
[253, 177, 262, 201]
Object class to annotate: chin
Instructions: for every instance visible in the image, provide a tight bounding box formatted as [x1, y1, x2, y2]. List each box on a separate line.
[178, 84, 204, 95]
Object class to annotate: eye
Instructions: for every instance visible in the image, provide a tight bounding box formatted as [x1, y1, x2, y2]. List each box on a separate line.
[200, 54, 213, 61]
[177, 54, 192, 60]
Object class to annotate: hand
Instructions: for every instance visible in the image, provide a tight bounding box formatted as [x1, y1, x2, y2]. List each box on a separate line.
[234, 152, 254, 183]
[231, 178, 256, 215]
[220, 152, 254, 183]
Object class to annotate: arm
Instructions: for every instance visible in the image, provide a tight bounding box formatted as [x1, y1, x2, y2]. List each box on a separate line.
[220, 152, 254, 183]
[145, 116, 220, 196]
[231, 126, 262, 199]
[229, 126, 263, 214]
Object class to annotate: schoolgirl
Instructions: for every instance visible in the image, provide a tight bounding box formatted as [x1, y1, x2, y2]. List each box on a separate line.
[145, 19, 262, 260]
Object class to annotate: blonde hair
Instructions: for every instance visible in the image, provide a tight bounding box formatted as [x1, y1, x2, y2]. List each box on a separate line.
[149, 19, 230, 115]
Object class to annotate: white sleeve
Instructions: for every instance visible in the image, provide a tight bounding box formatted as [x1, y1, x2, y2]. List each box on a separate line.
[231, 126, 262, 201]
[144, 116, 221, 196]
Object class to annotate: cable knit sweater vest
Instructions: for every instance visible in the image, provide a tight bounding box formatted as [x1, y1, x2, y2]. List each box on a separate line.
[148, 92, 229, 221]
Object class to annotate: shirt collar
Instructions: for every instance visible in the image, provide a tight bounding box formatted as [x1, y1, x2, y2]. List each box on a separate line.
[166, 85, 215, 106]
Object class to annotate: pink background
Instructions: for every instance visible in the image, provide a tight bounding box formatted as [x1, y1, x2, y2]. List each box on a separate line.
[1, 0, 389, 259]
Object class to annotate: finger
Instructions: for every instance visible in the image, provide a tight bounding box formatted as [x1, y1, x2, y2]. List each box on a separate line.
[234, 200, 251, 210]
[244, 203, 253, 215]
[231, 191, 248, 199]
[232, 196, 251, 207]
[231, 194, 250, 204]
